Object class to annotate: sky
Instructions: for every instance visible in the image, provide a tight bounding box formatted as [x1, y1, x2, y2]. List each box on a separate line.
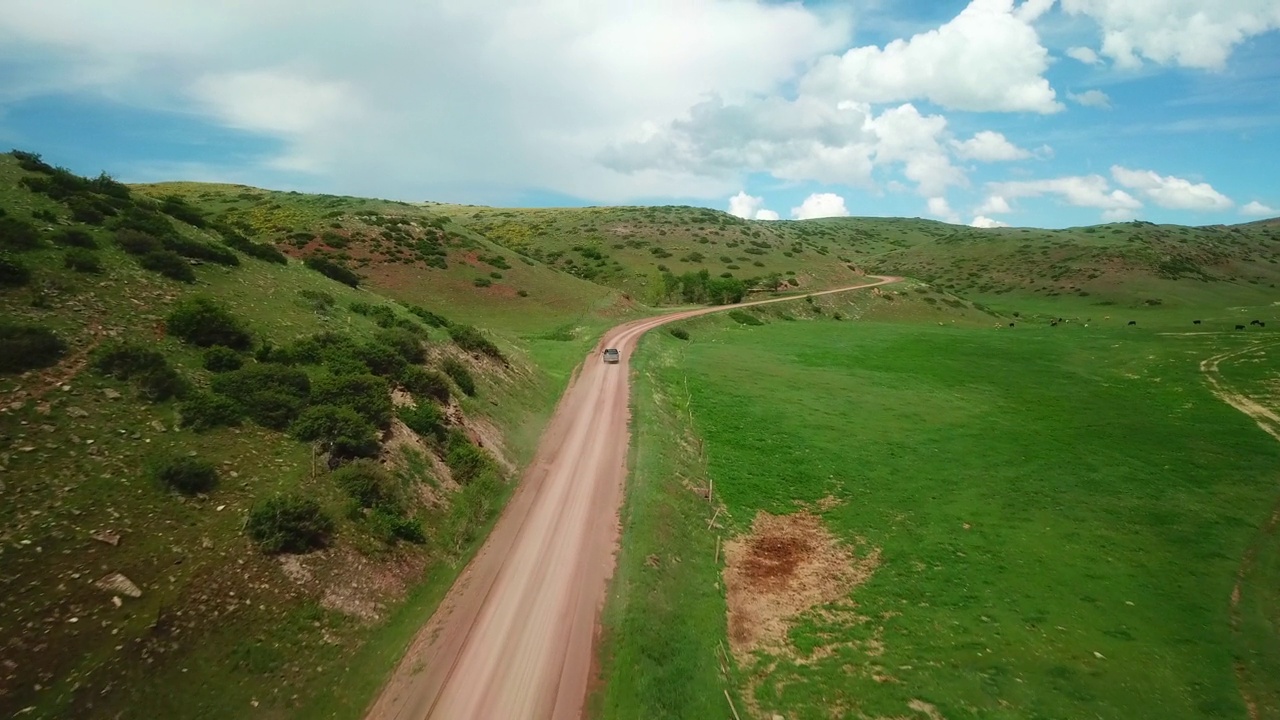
[0, 0, 1277, 229]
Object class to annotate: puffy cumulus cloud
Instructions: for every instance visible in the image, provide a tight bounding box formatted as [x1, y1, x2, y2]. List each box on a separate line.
[951, 131, 1031, 161]
[727, 191, 779, 220]
[1066, 46, 1101, 64]
[604, 98, 967, 197]
[1241, 201, 1276, 217]
[977, 195, 1013, 214]
[988, 174, 1143, 219]
[927, 196, 960, 223]
[1062, 0, 1280, 70]
[800, 0, 1062, 114]
[1111, 166, 1233, 210]
[971, 215, 1010, 228]
[792, 193, 850, 220]
[0, 0, 851, 202]
[1067, 89, 1111, 108]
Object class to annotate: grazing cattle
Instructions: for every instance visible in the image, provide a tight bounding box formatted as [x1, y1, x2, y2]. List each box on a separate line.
[1193, 320, 1201, 325]
[1250, 320, 1262, 326]
[1050, 321, 1058, 327]
[1261, 322, 1267, 328]
[1236, 324, 1246, 330]
[1127, 320, 1137, 326]
[1008, 322, 1016, 327]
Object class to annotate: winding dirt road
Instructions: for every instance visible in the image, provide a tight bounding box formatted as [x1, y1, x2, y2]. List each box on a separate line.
[363, 276, 901, 720]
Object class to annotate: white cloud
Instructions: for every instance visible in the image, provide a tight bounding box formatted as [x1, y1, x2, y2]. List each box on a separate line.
[1111, 166, 1233, 210]
[1061, 0, 1280, 70]
[0, 0, 852, 203]
[727, 191, 779, 220]
[952, 131, 1031, 161]
[800, 0, 1062, 114]
[1102, 207, 1140, 222]
[1241, 200, 1276, 217]
[1067, 89, 1111, 108]
[1066, 46, 1101, 64]
[971, 215, 1010, 228]
[927, 196, 961, 223]
[989, 174, 1143, 219]
[792, 193, 850, 220]
[977, 195, 1013, 214]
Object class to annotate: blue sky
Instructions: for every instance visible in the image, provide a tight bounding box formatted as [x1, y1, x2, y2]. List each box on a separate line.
[0, 0, 1277, 228]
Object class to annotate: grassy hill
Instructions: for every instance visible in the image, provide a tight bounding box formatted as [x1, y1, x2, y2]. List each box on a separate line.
[2, 147, 1277, 720]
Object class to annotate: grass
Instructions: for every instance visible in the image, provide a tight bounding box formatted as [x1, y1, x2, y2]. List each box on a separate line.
[599, 307, 1280, 720]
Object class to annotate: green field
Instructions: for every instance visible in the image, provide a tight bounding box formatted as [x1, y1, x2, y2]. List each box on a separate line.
[597, 298, 1280, 719]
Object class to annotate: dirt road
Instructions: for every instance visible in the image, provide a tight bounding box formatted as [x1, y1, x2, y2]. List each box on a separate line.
[363, 276, 901, 720]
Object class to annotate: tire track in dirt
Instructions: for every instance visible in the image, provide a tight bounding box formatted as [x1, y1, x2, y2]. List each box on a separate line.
[1199, 340, 1280, 720]
[362, 276, 901, 720]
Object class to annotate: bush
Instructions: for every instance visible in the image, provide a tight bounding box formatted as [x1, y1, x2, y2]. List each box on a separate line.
[55, 229, 97, 248]
[298, 289, 336, 314]
[178, 392, 243, 432]
[447, 324, 505, 362]
[406, 305, 451, 328]
[247, 495, 335, 554]
[399, 366, 451, 403]
[139, 250, 196, 282]
[0, 323, 67, 373]
[151, 454, 218, 495]
[399, 401, 447, 442]
[304, 256, 360, 287]
[728, 310, 763, 326]
[668, 326, 690, 341]
[354, 341, 408, 379]
[446, 429, 493, 484]
[369, 510, 426, 545]
[63, 248, 103, 273]
[158, 195, 207, 227]
[167, 298, 253, 350]
[203, 345, 245, 372]
[219, 228, 288, 264]
[332, 460, 399, 509]
[441, 357, 476, 396]
[212, 364, 311, 429]
[114, 229, 163, 255]
[376, 326, 426, 364]
[136, 364, 190, 401]
[0, 255, 32, 287]
[311, 373, 393, 427]
[290, 404, 381, 458]
[473, 277, 492, 287]
[163, 235, 239, 266]
[0, 217, 41, 250]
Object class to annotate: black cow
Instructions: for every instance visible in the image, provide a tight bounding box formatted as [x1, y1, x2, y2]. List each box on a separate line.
[1251, 320, 1262, 326]
[1193, 320, 1202, 325]
[1127, 320, 1137, 326]
[1236, 324, 1246, 330]
[1009, 322, 1016, 327]
[1050, 321, 1058, 327]
[1261, 322, 1267, 328]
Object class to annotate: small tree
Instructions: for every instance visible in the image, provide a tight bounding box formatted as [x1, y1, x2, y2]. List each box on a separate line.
[151, 454, 218, 495]
[166, 298, 253, 350]
[247, 495, 335, 554]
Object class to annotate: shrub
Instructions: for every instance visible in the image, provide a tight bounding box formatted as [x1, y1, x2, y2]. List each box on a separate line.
[304, 256, 360, 287]
[369, 510, 426, 544]
[167, 298, 253, 350]
[473, 277, 492, 287]
[298, 289, 336, 314]
[219, 229, 288, 264]
[212, 364, 311, 429]
[63, 248, 103, 274]
[114, 229, 163, 255]
[668, 326, 690, 341]
[311, 373, 392, 427]
[67, 198, 105, 225]
[399, 401, 447, 442]
[247, 495, 335, 554]
[139, 250, 196, 282]
[332, 460, 399, 509]
[447, 324, 504, 362]
[290, 404, 380, 458]
[0, 323, 67, 373]
[728, 310, 763, 326]
[151, 454, 218, 495]
[354, 341, 408, 379]
[400, 366, 451, 403]
[158, 195, 207, 227]
[203, 345, 244, 372]
[55, 229, 97, 248]
[441, 357, 476, 396]
[446, 429, 493, 484]
[407, 305, 451, 328]
[93, 342, 166, 378]
[135, 363, 190, 401]
[0, 216, 41, 250]
[163, 235, 239, 266]
[178, 392, 243, 432]
[0, 255, 32, 287]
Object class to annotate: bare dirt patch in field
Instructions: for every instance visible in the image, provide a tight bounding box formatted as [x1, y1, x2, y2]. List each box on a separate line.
[723, 510, 879, 664]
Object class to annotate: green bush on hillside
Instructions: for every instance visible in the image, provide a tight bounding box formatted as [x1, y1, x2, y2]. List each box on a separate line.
[114, 229, 162, 255]
[167, 298, 253, 350]
[151, 453, 218, 495]
[202, 345, 245, 372]
[332, 460, 399, 510]
[218, 228, 288, 264]
[728, 310, 764, 326]
[399, 366, 451, 403]
[211, 363, 311, 429]
[447, 324, 505, 363]
[399, 401, 447, 442]
[304, 255, 360, 287]
[163, 235, 239, 266]
[441, 357, 476, 396]
[310, 373, 392, 427]
[289, 404, 381, 458]
[54, 228, 96, 248]
[247, 495, 335, 554]
[446, 429, 493, 484]
[0, 255, 32, 287]
[92, 342, 189, 400]
[406, 305, 451, 328]
[178, 392, 244, 432]
[139, 250, 196, 282]
[375, 326, 427, 364]
[0, 216, 41, 251]
[668, 326, 690, 341]
[63, 248, 102, 274]
[0, 323, 67, 373]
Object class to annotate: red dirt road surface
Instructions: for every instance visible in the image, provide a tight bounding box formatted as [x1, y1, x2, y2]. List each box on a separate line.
[363, 276, 901, 720]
